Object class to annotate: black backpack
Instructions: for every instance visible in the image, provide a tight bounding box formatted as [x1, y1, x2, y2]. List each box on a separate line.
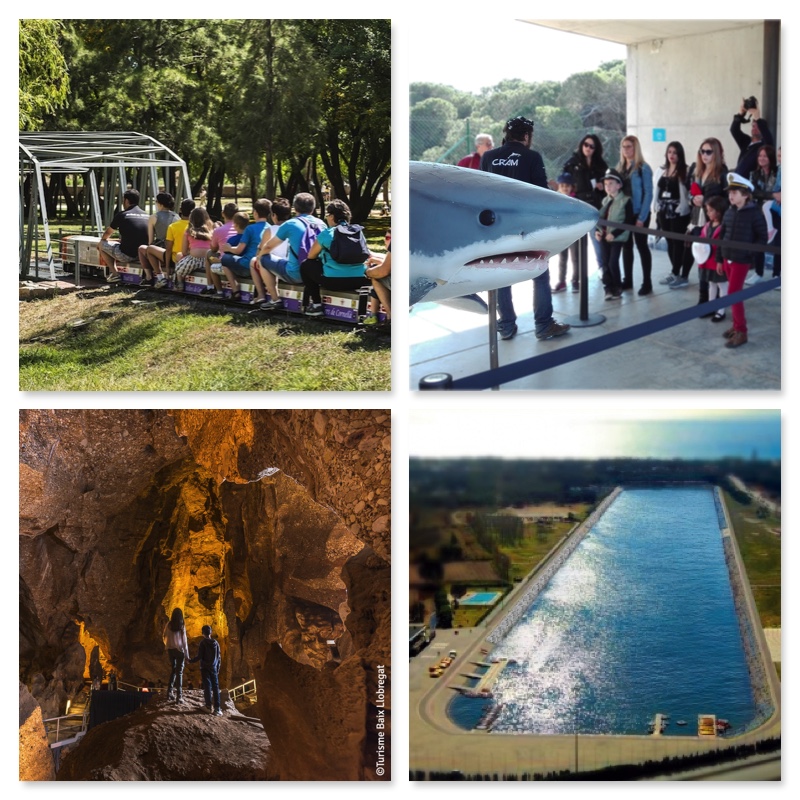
[329, 223, 370, 265]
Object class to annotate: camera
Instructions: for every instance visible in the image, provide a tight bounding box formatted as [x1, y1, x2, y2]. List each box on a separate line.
[743, 96, 758, 111]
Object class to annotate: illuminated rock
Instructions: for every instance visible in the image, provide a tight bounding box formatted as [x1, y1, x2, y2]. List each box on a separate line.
[19, 410, 390, 780]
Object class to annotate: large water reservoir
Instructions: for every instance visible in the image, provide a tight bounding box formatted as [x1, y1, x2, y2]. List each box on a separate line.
[449, 487, 758, 735]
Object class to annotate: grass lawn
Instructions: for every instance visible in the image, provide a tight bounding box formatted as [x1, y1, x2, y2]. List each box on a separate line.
[453, 605, 492, 628]
[723, 491, 781, 628]
[20, 288, 390, 391]
[499, 520, 578, 581]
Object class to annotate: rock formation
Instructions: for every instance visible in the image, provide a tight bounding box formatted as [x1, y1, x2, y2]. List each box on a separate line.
[19, 409, 390, 780]
[19, 682, 56, 781]
[57, 692, 269, 780]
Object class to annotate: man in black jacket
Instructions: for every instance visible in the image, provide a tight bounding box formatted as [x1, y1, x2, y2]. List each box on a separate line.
[190, 625, 223, 715]
[480, 116, 570, 342]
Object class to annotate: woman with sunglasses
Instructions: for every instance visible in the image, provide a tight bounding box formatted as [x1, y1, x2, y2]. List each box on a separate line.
[617, 135, 654, 295]
[664, 138, 728, 288]
[562, 134, 608, 290]
[563, 134, 608, 208]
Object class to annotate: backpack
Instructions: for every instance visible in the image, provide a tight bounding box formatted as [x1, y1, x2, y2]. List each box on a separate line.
[290, 216, 326, 264]
[329, 223, 370, 265]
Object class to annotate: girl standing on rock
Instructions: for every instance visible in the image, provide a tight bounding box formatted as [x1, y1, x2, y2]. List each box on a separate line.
[163, 608, 191, 703]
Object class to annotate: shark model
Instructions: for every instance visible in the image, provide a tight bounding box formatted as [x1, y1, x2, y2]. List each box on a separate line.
[410, 161, 599, 309]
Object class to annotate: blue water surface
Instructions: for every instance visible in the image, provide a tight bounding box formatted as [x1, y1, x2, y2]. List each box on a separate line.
[449, 488, 756, 735]
[461, 592, 502, 606]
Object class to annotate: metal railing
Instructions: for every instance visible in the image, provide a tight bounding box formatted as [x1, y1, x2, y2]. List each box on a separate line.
[43, 706, 90, 748]
[229, 679, 257, 701]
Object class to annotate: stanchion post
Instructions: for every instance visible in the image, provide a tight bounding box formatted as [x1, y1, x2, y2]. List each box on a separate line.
[488, 289, 499, 390]
[579, 234, 589, 321]
[564, 233, 605, 328]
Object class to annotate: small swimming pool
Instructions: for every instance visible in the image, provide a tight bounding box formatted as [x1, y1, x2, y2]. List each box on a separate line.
[460, 591, 503, 606]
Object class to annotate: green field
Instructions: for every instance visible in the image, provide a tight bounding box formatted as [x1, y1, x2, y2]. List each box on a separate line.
[724, 491, 781, 628]
[20, 217, 391, 391]
[20, 288, 389, 391]
[452, 586, 511, 628]
[499, 519, 581, 581]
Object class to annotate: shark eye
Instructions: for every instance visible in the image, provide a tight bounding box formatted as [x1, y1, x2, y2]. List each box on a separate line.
[478, 209, 496, 226]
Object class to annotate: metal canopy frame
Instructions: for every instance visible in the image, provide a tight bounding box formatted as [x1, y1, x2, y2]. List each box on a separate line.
[19, 131, 191, 280]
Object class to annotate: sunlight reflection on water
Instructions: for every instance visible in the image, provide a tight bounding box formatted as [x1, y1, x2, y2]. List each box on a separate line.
[448, 487, 757, 735]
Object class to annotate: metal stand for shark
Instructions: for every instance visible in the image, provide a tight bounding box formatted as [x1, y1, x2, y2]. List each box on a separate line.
[410, 161, 600, 390]
[563, 236, 606, 330]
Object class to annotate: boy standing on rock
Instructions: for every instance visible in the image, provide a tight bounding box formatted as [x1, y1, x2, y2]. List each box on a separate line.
[190, 625, 223, 716]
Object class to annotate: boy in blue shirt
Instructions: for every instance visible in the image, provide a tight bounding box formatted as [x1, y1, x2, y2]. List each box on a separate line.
[219, 199, 271, 300]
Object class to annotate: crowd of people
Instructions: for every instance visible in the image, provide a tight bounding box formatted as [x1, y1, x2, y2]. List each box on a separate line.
[459, 97, 779, 351]
[96, 189, 391, 325]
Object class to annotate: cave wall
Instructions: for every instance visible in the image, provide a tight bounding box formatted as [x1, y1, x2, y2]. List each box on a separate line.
[19, 409, 390, 780]
[19, 681, 56, 781]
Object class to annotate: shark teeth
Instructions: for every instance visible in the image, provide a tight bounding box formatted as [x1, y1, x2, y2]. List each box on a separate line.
[465, 250, 549, 267]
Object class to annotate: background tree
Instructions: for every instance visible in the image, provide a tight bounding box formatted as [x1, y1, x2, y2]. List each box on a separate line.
[29, 19, 391, 221]
[307, 19, 391, 221]
[19, 20, 70, 130]
[410, 97, 457, 160]
[410, 61, 626, 168]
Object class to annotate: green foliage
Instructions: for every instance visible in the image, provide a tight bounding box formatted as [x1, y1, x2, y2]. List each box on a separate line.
[19, 20, 70, 130]
[410, 62, 626, 167]
[433, 588, 452, 628]
[308, 19, 391, 221]
[410, 97, 458, 160]
[31, 19, 390, 218]
[410, 82, 474, 118]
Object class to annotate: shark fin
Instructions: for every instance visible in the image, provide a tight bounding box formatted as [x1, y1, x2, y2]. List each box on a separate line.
[437, 293, 490, 315]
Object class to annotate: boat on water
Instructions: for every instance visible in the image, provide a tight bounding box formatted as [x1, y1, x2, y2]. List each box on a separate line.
[677, 720, 688, 726]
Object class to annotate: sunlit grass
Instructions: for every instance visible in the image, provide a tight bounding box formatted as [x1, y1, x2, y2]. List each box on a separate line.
[723, 491, 781, 627]
[20, 288, 390, 391]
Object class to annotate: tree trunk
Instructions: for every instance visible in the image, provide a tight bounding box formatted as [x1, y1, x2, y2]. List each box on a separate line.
[206, 164, 226, 220]
[192, 161, 210, 200]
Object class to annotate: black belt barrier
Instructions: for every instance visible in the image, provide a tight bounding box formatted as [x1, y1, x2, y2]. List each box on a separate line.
[420, 277, 779, 391]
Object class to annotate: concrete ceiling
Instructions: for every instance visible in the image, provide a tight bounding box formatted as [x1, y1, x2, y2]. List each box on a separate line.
[520, 20, 761, 46]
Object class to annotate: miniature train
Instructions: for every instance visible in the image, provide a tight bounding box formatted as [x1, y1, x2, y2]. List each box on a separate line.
[59, 234, 388, 327]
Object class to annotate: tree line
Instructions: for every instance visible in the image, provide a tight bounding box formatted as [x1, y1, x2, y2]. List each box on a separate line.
[410, 61, 626, 166]
[18, 19, 390, 222]
[410, 457, 780, 510]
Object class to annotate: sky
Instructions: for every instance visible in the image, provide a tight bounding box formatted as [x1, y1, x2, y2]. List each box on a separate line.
[408, 20, 626, 93]
[409, 409, 780, 461]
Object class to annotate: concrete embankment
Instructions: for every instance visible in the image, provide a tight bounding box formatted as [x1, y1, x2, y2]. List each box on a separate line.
[715, 487, 778, 734]
[487, 487, 622, 644]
